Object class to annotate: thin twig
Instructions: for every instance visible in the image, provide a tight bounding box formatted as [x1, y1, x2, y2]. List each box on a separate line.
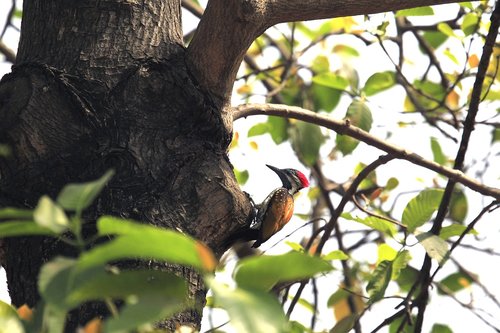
[0, 41, 15, 63]
[352, 196, 407, 229]
[311, 278, 318, 331]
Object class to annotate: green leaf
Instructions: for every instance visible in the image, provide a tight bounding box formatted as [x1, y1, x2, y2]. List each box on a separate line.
[402, 189, 444, 233]
[439, 224, 477, 240]
[377, 244, 397, 264]
[409, 79, 448, 113]
[289, 321, 308, 333]
[323, 250, 349, 261]
[485, 89, 500, 102]
[248, 123, 270, 137]
[392, 250, 411, 280]
[38, 257, 77, 310]
[76, 216, 217, 273]
[284, 241, 304, 252]
[375, 245, 410, 280]
[430, 137, 447, 165]
[57, 169, 114, 212]
[312, 73, 349, 91]
[42, 304, 67, 333]
[354, 162, 378, 190]
[376, 21, 390, 35]
[311, 82, 342, 113]
[342, 212, 397, 237]
[431, 323, 453, 333]
[281, 76, 305, 108]
[0, 207, 33, 220]
[396, 266, 419, 292]
[327, 288, 350, 307]
[330, 314, 357, 333]
[208, 278, 288, 333]
[0, 221, 57, 238]
[366, 260, 393, 304]
[416, 231, 449, 265]
[336, 100, 372, 155]
[13, 9, 23, 18]
[461, 13, 479, 36]
[460, 2, 474, 10]
[296, 21, 316, 39]
[386, 177, 399, 191]
[234, 169, 249, 185]
[333, 44, 360, 58]
[294, 297, 315, 313]
[67, 270, 186, 304]
[414, 79, 446, 100]
[395, 6, 434, 17]
[492, 128, 500, 143]
[362, 71, 396, 96]
[438, 272, 474, 295]
[337, 64, 360, 91]
[311, 55, 330, 74]
[234, 251, 333, 291]
[444, 48, 459, 65]
[67, 270, 187, 332]
[437, 23, 458, 38]
[422, 31, 448, 50]
[33, 196, 69, 233]
[0, 300, 24, 333]
[389, 315, 416, 333]
[289, 122, 325, 166]
[449, 189, 468, 223]
[267, 116, 289, 144]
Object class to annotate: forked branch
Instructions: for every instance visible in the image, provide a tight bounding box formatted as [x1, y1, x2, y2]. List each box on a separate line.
[187, 0, 467, 102]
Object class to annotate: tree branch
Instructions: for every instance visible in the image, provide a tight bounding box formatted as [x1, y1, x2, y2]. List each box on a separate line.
[187, 0, 466, 102]
[186, 0, 267, 103]
[264, 0, 464, 25]
[0, 41, 16, 63]
[233, 103, 500, 200]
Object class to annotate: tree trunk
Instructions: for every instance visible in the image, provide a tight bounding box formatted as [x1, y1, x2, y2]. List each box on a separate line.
[0, 0, 251, 330]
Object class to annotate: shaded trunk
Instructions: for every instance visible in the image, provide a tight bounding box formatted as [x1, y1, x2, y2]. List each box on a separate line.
[0, 0, 251, 330]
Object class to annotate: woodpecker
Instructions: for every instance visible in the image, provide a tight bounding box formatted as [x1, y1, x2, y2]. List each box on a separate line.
[250, 164, 309, 248]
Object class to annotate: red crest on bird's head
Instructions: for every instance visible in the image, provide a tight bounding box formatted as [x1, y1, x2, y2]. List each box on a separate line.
[295, 170, 309, 189]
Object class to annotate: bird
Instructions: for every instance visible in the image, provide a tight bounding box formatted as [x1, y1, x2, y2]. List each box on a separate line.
[250, 164, 309, 248]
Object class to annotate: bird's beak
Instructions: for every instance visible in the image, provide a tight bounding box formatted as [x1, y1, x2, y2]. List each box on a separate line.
[266, 164, 288, 186]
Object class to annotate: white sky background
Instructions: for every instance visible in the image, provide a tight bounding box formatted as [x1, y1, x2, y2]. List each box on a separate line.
[1, 1, 499, 332]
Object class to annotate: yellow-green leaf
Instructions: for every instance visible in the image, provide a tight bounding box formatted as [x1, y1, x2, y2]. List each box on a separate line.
[312, 73, 349, 91]
[234, 251, 333, 291]
[416, 231, 449, 264]
[402, 189, 444, 233]
[289, 122, 325, 166]
[0, 301, 24, 333]
[57, 170, 114, 212]
[33, 196, 69, 233]
[363, 71, 396, 96]
[336, 100, 372, 155]
[395, 6, 434, 17]
[366, 260, 392, 304]
[208, 278, 288, 333]
[461, 12, 479, 36]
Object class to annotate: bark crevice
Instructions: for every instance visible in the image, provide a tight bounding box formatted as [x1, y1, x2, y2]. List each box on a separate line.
[1, 2, 252, 328]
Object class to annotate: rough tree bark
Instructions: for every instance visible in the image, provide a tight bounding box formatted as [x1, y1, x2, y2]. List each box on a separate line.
[0, 0, 252, 330]
[0, 0, 469, 331]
